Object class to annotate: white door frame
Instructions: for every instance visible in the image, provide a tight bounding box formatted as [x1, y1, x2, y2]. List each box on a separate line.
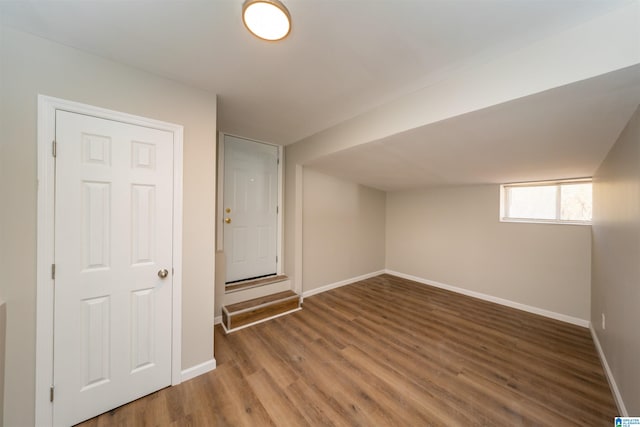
[35, 95, 184, 425]
[216, 132, 284, 283]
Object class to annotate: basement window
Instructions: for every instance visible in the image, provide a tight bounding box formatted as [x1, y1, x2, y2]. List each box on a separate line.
[500, 179, 592, 225]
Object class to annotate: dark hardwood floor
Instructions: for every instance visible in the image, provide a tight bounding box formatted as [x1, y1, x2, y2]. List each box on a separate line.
[78, 274, 618, 426]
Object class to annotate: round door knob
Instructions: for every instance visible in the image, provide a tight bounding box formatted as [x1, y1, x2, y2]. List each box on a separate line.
[158, 269, 169, 279]
[224, 217, 232, 224]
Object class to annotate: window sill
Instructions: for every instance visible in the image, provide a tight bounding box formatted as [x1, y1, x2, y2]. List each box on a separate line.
[500, 218, 592, 226]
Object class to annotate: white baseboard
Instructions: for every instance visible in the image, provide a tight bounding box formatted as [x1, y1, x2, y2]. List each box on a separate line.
[302, 270, 386, 300]
[181, 358, 216, 382]
[214, 315, 222, 325]
[590, 325, 628, 416]
[385, 270, 590, 328]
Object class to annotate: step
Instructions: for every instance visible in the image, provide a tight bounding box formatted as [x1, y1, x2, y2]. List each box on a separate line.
[226, 274, 289, 293]
[223, 278, 292, 307]
[221, 290, 301, 334]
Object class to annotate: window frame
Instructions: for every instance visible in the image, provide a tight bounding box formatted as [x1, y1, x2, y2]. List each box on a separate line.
[500, 178, 592, 225]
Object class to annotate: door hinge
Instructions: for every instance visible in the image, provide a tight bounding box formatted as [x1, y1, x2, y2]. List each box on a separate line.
[50, 386, 55, 402]
[277, 157, 280, 165]
[276, 206, 279, 214]
[52, 140, 57, 158]
[51, 264, 56, 280]
[276, 256, 278, 263]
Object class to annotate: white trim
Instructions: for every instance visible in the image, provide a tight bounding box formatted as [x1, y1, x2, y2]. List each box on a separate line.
[293, 164, 304, 295]
[276, 145, 284, 276]
[385, 270, 590, 328]
[499, 218, 592, 226]
[216, 132, 225, 252]
[181, 359, 217, 383]
[502, 177, 592, 188]
[214, 315, 223, 325]
[35, 95, 57, 427]
[36, 95, 184, 425]
[171, 117, 184, 387]
[499, 179, 593, 226]
[223, 279, 292, 306]
[302, 270, 386, 300]
[590, 325, 628, 416]
[217, 133, 284, 283]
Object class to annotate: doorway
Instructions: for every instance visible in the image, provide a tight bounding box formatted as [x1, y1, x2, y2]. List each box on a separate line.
[36, 96, 184, 426]
[220, 134, 281, 285]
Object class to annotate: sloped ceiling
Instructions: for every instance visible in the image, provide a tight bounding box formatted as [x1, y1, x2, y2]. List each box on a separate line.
[1, 0, 638, 189]
[308, 65, 640, 191]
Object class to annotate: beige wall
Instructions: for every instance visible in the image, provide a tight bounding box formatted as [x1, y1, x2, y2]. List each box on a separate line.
[0, 27, 217, 425]
[282, 3, 636, 300]
[591, 105, 640, 415]
[302, 168, 386, 292]
[386, 185, 592, 320]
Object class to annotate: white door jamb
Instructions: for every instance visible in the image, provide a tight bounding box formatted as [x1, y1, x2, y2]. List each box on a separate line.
[216, 132, 284, 282]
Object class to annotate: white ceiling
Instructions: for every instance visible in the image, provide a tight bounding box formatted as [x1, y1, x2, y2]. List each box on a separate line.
[1, 0, 638, 189]
[308, 65, 640, 191]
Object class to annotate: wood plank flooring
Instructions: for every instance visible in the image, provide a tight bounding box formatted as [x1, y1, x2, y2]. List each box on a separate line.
[77, 274, 618, 426]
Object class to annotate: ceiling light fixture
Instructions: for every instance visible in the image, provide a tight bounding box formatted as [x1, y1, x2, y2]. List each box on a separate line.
[242, 0, 291, 41]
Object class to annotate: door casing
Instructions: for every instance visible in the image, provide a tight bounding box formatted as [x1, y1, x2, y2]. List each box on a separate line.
[35, 95, 184, 426]
[216, 132, 283, 286]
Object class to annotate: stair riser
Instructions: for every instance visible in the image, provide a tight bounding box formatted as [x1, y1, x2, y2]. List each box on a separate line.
[226, 275, 289, 293]
[223, 280, 292, 306]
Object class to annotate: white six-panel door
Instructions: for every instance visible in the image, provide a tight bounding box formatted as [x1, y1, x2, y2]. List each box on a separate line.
[54, 110, 174, 426]
[223, 135, 278, 283]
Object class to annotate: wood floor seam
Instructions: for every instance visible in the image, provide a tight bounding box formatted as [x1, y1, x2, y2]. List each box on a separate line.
[78, 274, 618, 426]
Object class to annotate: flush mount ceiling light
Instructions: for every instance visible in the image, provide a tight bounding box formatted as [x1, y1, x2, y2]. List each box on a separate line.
[242, 0, 291, 41]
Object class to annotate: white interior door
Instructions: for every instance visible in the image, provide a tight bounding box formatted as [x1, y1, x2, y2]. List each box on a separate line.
[223, 135, 278, 283]
[53, 110, 174, 426]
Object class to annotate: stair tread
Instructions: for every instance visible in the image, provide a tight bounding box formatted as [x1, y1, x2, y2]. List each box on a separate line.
[225, 290, 298, 313]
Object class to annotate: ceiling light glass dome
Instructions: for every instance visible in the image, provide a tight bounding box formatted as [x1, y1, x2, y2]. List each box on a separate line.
[242, 0, 291, 41]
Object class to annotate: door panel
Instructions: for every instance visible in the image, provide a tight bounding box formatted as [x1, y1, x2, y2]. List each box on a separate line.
[54, 110, 173, 426]
[223, 135, 278, 283]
